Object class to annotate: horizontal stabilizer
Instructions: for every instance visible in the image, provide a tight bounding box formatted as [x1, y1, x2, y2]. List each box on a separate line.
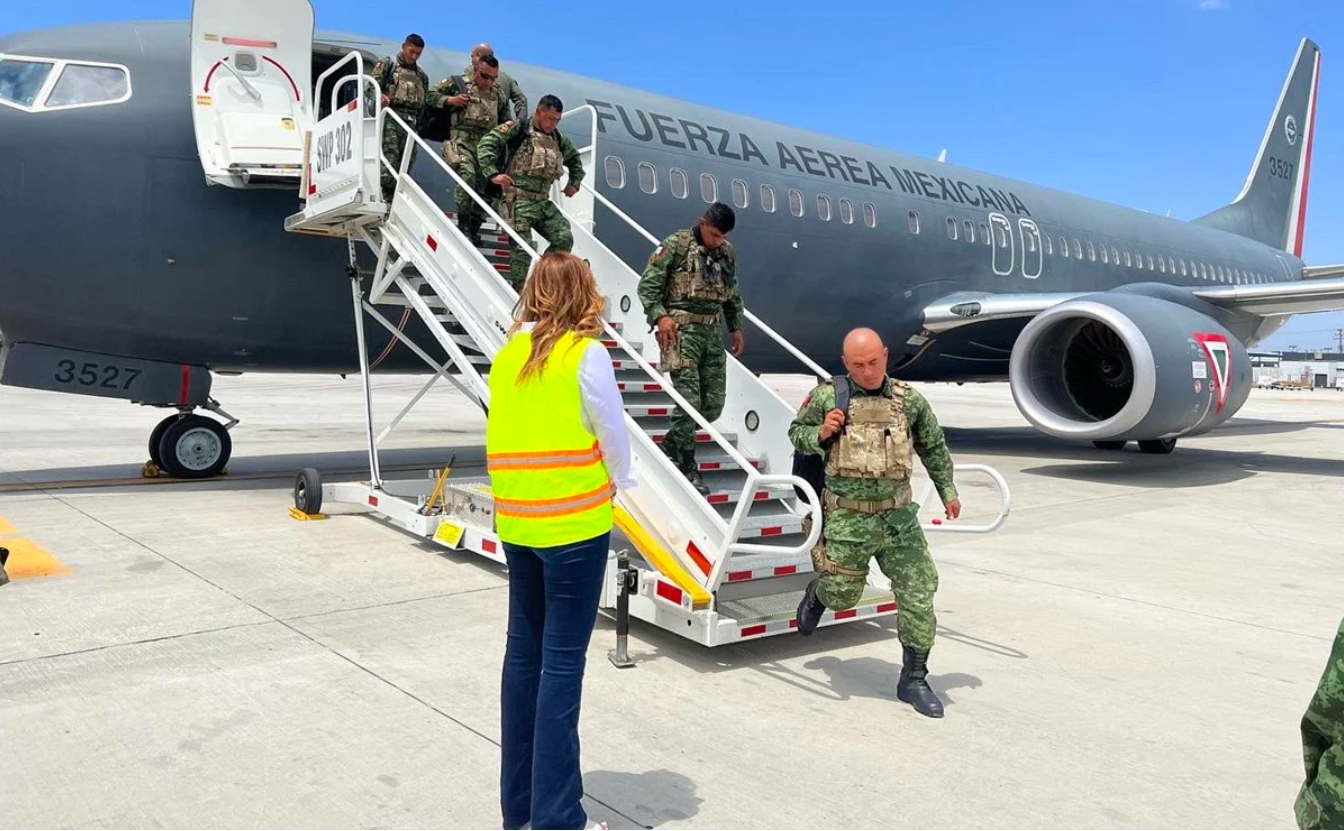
[1301, 264, 1344, 280]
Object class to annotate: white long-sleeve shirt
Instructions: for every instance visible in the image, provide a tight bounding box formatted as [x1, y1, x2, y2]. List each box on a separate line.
[516, 325, 638, 491]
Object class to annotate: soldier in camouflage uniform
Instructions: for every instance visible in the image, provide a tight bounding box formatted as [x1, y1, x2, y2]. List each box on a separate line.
[637, 203, 745, 495]
[469, 43, 529, 122]
[477, 94, 585, 290]
[372, 35, 433, 204]
[789, 327, 961, 719]
[430, 54, 511, 244]
[1296, 615, 1344, 829]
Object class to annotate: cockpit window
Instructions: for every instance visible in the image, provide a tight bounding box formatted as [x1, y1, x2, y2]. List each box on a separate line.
[0, 58, 54, 108]
[45, 63, 130, 108]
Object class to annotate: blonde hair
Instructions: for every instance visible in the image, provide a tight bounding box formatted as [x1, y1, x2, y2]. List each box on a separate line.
[509, 252, 607, 384]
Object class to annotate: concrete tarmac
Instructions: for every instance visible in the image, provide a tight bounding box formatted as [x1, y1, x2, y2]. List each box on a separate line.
[2, 374, 1342, 829]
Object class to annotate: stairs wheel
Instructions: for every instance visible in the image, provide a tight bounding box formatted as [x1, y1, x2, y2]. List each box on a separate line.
[294, 468, 324, 515]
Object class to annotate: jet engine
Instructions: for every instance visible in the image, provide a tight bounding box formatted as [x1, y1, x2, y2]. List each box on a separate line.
[1008, 293, 1250, 444]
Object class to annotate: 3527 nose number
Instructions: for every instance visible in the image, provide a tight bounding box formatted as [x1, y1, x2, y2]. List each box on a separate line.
[53, 359, 142, 390]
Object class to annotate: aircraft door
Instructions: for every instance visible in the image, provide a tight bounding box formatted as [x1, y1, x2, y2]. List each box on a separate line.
[989, 213, 1014, 277]
[190, 0, 315, 188]
[1018, 218, 1042, 279]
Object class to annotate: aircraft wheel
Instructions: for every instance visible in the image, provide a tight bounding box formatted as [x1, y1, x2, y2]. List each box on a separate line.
[294, 468, 323, 515]
[147, 414, 179, 469]
[1092, 440, 1127, 451]
[1137, 438, 1177, 455]
[157, 414, 232, 479]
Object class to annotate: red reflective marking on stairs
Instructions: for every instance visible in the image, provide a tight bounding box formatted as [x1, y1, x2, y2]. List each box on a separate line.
[760, 526, 783, 537]
[426, 235, 438, 251]
[728, 570, 752, 582]
[482, 538, 498, 553]
[656, 580, 683, 605]
[774, 565, 797, 576]
[686, 542, 712, 575]
[834, 609, 858, 620]
[740, 624, 767, 638]
[877, 602, 899, 613]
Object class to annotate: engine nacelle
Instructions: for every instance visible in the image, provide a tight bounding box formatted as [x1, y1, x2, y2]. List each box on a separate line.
[1008, 293, 1250, 442]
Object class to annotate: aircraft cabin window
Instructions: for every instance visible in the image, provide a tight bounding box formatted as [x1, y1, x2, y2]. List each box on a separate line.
[964, 220, 976, 243]
[0, 58, 54, 109]
[1158, 257, 1166, 274]
[1100, 246, 1109, 264]
[1124, 250, 1132, 267]
[1180, 259, 1188, 276]
[817, 194, 833, 221]
[1058, 236, 1068, 257]
[604, 156, 626, 189]
[1044, 235, 1053, 255]
[1111, 246, 1119, 264]
[998, 226, 1009, 249]
[670, 168, 689, 199]
[1168, 257, 1176, 273]
[789, 189, 804, 217]
[732, 178, 749, 209]
[840, 198, 854, 225]
[1087, 242, 1096, 262]
[45, 63, 131, 109]
[1146, 254, 1154, 270]
[908, 210, 921, 235]
[863, 202, 877, 228]
[946, 217, 958, 240]
[980, 223, 990, 245]
[1072, 239, 1082, 259]
[700, 173, 718, 203]
[638, 162, 657, 194]
[761, 184, 777, 213]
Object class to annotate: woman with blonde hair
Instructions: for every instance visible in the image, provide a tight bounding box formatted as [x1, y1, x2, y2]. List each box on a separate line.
[486, 251, 635, 831]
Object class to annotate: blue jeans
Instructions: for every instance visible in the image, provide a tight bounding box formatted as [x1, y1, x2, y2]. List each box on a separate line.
[500, 532, 609, 830]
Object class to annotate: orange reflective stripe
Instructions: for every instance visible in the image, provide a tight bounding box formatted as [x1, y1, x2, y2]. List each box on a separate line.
[487, 442, 604, 472]
[494, 481, 616, 518]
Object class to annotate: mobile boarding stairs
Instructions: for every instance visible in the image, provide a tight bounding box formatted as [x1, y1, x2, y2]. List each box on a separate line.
[282, 54, 1011, 652]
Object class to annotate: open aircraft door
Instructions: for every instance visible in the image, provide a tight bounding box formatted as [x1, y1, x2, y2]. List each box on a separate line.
[190, 0, 315, 188]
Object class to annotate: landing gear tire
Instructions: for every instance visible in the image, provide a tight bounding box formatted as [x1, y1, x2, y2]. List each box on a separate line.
[157, 414, 232, 479]
[1092, 440, 1127, 451]
[147, 415, 178, 469]
[1138, 438, 1178, 455]
[294, 468, 323, 515]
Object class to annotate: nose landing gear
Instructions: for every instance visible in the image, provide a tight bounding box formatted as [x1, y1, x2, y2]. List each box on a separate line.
[142, 398, 238, 479]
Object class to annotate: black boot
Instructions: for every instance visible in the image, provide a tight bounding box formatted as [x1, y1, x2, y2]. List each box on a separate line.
[796, 577, 825, 636]
[897, 645, 944, 718]
[686, 469, 711, 496]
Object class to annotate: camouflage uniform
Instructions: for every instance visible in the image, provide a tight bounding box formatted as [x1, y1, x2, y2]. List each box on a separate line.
[431, 72, 511, 241]
[789, 376, 956, 717]
[372, 52, 433, 203]
[638, 228, 744, 488]
[1296, 616, 1344, 829]
[463, 63, 529, 122]
[477, 117, 585, 289]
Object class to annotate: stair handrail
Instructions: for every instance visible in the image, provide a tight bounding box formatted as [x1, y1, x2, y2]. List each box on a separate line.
[371, 108, 799, 567]
[570, 180, 832, 383]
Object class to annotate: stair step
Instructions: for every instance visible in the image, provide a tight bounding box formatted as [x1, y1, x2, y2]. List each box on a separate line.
[612, 359, 655, 371]
[716, 585, 897, 641]
[644, 428, 735, 445]
[615, 381, 664, 393]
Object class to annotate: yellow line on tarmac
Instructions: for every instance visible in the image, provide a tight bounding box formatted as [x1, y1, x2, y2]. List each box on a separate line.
[0, 515, 14, 535]
[1, 538, 71, 581]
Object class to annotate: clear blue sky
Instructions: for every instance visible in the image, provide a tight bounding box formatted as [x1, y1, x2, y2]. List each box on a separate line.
[7, 0, 1344, 350]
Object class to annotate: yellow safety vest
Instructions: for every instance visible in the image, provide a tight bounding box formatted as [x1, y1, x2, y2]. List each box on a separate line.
[486, 329, 615, 547]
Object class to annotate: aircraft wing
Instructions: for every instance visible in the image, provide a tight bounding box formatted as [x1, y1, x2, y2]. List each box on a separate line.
[1191, 276, 1344, 316]
[922, 277, 1344, 335]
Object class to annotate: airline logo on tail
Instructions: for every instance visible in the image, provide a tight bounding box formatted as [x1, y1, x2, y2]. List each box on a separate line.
[1195, 333, 1232, 412]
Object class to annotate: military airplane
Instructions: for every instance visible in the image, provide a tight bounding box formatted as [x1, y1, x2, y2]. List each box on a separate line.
[1, 3, 1342, 478]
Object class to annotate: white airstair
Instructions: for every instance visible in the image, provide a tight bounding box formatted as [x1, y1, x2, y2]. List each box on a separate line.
[283, 53, 1011, 652]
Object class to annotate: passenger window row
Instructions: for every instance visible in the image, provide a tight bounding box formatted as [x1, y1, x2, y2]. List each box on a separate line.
[604, 155, 878, 229]
[903, 206, 1274, 285]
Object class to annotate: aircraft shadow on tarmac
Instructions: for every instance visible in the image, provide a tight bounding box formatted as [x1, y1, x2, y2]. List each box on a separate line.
[942, 421, 1344, 489]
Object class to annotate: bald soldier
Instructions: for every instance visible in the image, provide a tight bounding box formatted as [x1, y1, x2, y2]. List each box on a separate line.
[468, 42, 528, 122]
[789, 328, 961, 718]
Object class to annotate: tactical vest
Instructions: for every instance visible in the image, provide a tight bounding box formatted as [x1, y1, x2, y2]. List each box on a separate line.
[457, 76, 502, 133]
[385, 58, 426, 112]
[669, 232, 735, 305]
[509, 128, 564, 183]
[824, 382, 914, 481]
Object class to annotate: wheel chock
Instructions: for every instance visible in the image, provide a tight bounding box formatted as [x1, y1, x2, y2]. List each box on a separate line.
[288, 507, 326, 522]
[141, 461, 161, 479]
